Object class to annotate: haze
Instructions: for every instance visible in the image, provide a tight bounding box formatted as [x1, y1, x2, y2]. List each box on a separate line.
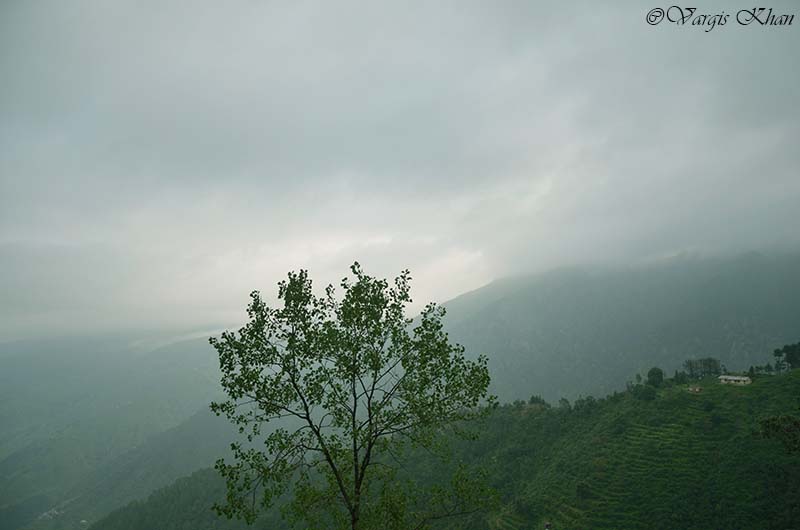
[2, 0, 798, 340]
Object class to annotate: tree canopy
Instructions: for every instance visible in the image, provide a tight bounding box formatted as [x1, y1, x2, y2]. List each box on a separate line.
[773, 342, 800, 371]
[682, 358, 722, 379]
[646, 367, 664, 387]
[209, 263, 494, 529]
[760, 412, 800, 454]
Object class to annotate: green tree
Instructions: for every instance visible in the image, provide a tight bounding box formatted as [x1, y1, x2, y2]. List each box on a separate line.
[760, 411, 800, 454]
[210, 263, 495, 530]
[683, 358, 722, 379]
[774, 342, 800, 371]
[632, 384, 656, 401]
[673, 370, 689, 385]
[646, 367, 664, 388]
[528, 395, 549, 407]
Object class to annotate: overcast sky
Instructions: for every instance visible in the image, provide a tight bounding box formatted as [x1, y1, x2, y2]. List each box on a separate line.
[1, 0, 798, 340]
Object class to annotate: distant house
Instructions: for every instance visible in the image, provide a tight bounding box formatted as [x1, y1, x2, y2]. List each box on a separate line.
[688, 386, 703, 394]
[718, 375, 752, 385]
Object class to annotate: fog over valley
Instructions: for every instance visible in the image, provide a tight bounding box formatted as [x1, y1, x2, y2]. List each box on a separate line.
[2, 0, 799, 340]
[1, 2, 799, 530]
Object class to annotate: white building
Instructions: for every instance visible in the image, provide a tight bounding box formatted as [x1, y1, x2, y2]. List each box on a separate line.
[718, 375, 752, 385]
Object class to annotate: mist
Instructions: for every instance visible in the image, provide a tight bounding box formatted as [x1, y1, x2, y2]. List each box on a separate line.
[2, 0, 798, 340]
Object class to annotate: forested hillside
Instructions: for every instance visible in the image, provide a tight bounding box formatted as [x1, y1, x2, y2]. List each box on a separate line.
[4, 252, 800, 530]
[0, 337, 223, 530]
[92, 369, 800, 530]
[445, 252, 800, 401]
[4, 0, 796, 527]
[18, 410, 233, 530]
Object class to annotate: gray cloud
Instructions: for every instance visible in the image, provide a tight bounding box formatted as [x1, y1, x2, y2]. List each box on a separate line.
[1, 0, 798, 339]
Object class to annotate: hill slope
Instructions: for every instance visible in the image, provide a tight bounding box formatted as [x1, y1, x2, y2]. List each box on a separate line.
[16, 409, 233, 530]
[5, 251, 800, 529]
[91, 370, 800, 530]
[0, 337, 223, 530]
[444, 252, 800, 401]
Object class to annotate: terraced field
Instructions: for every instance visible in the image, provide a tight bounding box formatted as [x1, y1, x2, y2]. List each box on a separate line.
[91, 370, 800, 530]
[488, 372, 800, 530]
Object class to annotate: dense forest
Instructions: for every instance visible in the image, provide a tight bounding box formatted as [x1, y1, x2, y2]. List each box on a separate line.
[93, 369, 800, 530]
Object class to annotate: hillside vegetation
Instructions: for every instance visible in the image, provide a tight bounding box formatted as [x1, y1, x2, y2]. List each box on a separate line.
[445, 252, 800, 401]
[4, 252, 800, 529]
[92, 369, 800, 530]
[0, 337, 223, 530]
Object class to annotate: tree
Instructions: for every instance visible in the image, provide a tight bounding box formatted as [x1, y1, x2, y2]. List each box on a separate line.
[210, 263, 495, 529]
[673, 370, 689, 385]
[646, 367, 664, 388]
[631, 384, 656, 401]
[773, 350, 787, 373]
[528, 394, 549, 407]
[683, 358, 722, 379]
[760, 412, 800, 454]
[774, 342, 800, 371]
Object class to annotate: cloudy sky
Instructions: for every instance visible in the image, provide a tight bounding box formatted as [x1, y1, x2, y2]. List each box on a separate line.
[1, 0, 798, 340]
